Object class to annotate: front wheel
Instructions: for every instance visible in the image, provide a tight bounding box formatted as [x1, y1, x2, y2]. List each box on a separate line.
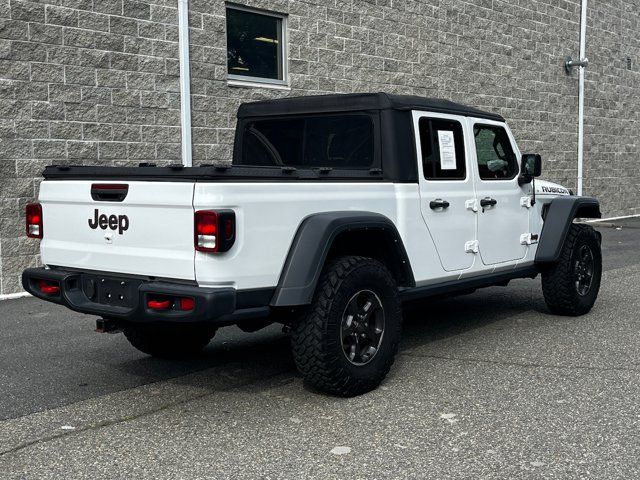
[291, 256, 402, 397]
[123, 323, 216, 358]
[542, 224, 602, 316]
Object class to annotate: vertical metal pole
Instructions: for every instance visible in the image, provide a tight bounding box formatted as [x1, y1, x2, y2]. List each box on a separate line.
[577, 0, 587, 196]
[178, 0, 193, 167]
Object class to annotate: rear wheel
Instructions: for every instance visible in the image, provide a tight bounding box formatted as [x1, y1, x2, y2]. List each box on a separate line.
[542, 224, 602, 316]
[291, 256, 402, 397]
[123, 323, 216, 358]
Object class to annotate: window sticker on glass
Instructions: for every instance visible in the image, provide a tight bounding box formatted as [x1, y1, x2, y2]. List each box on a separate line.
[437, 130, 457, 170]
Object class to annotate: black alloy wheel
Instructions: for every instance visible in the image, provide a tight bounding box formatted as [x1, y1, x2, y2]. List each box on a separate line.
[574, 244, 595, 296]
[340, 290, 385, 366]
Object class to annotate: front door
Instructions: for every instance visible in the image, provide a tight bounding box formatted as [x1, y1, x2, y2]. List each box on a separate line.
[413, 111, 477, 272]
[469, 119, 529, 265]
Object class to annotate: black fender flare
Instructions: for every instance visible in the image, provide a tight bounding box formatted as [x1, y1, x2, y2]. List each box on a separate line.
[270, 211, 414, 306]
[535, 196, 601, 263]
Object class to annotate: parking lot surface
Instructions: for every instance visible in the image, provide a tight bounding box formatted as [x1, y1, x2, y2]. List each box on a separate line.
[1, 219, 639, 479]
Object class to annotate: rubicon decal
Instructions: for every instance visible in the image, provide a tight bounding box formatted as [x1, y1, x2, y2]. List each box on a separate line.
[540, 186, 570, 195]
[88, 209, 129, 234]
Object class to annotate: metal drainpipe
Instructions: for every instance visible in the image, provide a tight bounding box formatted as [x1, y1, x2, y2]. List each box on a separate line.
[576, 0, 588, 196]
[178, 0, 193, 167]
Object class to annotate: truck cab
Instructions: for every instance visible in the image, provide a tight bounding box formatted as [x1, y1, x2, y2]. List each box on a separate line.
[413, 110, 533, 272]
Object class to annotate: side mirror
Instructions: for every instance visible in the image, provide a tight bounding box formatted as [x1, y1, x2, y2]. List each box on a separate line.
[518, 154, 542, 185]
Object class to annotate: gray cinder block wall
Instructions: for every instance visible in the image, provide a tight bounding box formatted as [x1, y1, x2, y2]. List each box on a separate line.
[1, 0, 638, 295]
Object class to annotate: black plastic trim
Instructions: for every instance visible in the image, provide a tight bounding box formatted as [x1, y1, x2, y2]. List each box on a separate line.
[271, 212, 414, 306]
[22, 267, 273, 325]
[90, 184, 129, 202]
[535, 196, 601, 263]
[236, 287, 276, 309]
[400, 266, 540, 302]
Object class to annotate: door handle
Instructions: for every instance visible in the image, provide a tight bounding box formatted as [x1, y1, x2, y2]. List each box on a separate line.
[480, 197, 497, 207]
[429, 199, 450, 210]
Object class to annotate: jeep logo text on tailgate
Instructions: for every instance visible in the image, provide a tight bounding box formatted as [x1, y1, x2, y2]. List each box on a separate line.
[88, 209, 129, 234]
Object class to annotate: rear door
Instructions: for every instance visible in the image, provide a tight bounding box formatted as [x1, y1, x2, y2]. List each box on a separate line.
[469, 119, 529, 265]
[413, 111, 477, 272]
[40, 180, 196, 280]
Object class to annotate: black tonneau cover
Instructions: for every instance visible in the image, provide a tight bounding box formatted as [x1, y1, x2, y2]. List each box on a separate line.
[237, 92, 505, 122]
[41, 164, 387, 182]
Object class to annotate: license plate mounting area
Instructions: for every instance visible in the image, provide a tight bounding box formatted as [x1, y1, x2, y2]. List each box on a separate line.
[82, 275, 140, 308]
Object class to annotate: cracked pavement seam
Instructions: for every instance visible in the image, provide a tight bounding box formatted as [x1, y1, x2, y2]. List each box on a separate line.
[0, 370, 290, 458]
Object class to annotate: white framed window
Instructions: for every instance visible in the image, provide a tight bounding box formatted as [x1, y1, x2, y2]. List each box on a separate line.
[226, 3, 288, 88]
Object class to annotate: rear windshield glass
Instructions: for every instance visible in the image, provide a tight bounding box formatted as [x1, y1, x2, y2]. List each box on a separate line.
[238, 115, 375, 169]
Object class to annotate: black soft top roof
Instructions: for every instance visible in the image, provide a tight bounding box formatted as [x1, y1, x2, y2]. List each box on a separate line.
[237, 92, 505, 122]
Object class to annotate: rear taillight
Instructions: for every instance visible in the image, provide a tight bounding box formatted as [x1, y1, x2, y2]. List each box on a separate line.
[26, 203, 43, 239]
[37, 280, 59, 295]
[194, 210, 235, 253]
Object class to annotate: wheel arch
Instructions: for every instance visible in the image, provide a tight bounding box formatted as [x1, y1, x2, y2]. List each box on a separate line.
[535, 196, 601, 264]
[270, 212, 415, 307]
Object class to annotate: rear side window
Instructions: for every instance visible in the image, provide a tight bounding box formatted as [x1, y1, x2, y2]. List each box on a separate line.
[243, 118, 303, 167]
[239, 115, 375, 169]
[418, 117, 466, 180]
[473, 124, 518, 180]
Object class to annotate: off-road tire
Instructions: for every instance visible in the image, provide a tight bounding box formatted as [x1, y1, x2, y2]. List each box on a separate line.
[291, 256, 402, 397]
[123, 323, 216, 358]
[542, 224, 602, 316]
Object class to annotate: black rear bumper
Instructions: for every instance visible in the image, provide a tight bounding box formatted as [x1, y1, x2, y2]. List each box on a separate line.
[22, 267, 270, 325]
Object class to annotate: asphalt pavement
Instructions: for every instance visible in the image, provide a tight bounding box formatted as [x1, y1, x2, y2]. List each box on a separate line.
[1, 219, 639, 479]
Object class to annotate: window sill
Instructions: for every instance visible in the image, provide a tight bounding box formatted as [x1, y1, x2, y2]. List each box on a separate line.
[227, 79, 291, 91]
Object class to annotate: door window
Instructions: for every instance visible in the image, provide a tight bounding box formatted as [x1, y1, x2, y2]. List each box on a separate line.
[418, 118, 466, 180]
[473, 125, 518, 180]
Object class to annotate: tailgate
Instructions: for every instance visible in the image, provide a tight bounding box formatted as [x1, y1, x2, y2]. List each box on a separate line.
[40, 180, 196, 280]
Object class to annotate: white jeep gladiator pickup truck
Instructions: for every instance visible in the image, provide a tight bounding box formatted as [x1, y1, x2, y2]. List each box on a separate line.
[23, 93, 602, 396]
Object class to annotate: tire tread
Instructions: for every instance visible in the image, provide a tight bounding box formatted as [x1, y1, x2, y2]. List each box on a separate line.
[291, 256, 401, 397]
[541, 224, 601, 316]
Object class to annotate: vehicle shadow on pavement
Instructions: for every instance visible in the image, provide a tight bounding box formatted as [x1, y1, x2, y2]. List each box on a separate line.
[109, 326, 294, 381]
[110, 280, 548, 387]
[400, 280, 549, 349]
